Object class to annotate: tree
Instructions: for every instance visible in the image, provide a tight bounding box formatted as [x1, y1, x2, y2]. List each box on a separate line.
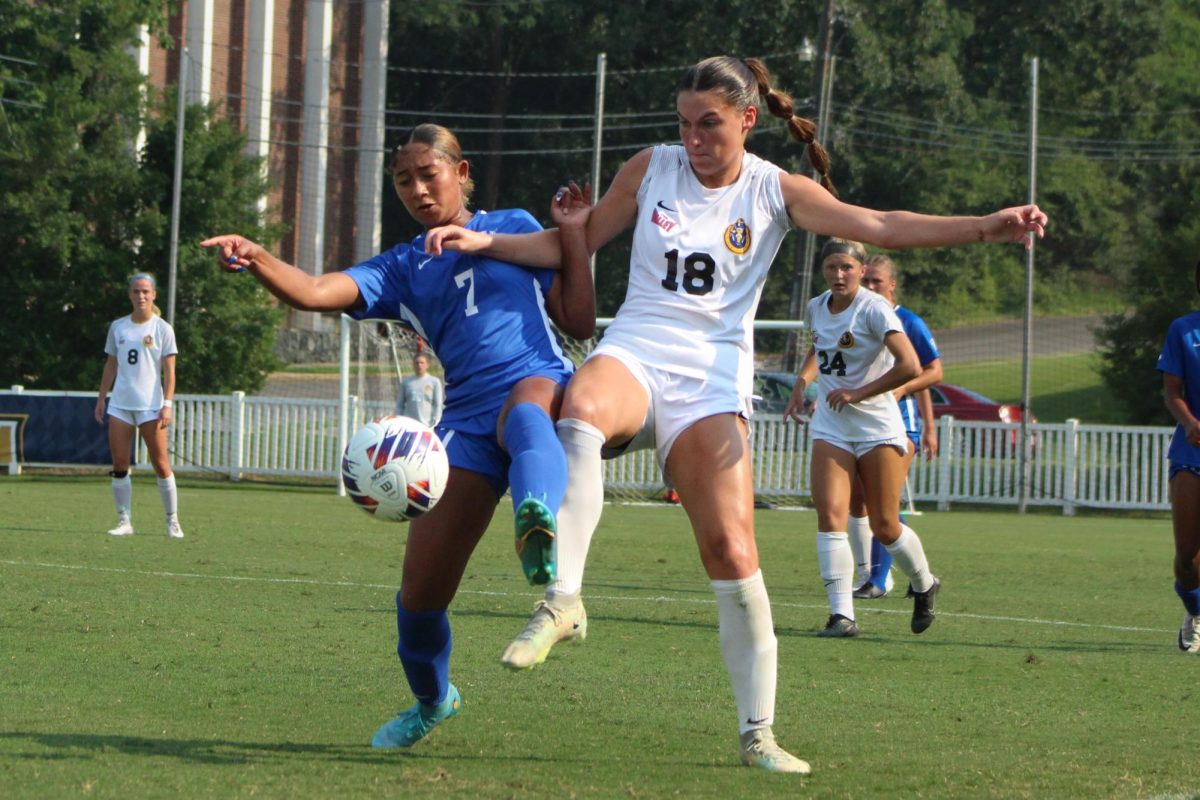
[137, 98, 284, 395]
[0, 0, 281, 393]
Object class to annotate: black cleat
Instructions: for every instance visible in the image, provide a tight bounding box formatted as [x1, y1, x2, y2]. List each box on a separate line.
[817, 614, 860, 638]
[853, 581, 887, 600]
[908, 578, 940, 634]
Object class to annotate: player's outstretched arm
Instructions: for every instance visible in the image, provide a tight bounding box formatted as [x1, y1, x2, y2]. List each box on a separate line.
[779, 172, 1048, 251]
[200, 234, 360, 312]
[424, 225, 564, 269]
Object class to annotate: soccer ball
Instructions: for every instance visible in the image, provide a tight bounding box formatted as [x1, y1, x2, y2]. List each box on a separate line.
[341, 416, 449, 522]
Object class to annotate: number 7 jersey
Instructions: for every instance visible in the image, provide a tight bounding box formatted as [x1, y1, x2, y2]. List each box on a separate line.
[600, 145, 792, 395]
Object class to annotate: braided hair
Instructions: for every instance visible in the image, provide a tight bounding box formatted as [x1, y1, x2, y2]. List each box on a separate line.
[676, 56, 836, 195]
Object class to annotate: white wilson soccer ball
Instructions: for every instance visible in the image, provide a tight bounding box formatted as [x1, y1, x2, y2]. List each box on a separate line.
[341, 416, 449, 522]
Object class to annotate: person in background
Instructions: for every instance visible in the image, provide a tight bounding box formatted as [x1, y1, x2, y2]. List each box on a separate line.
[790, 240, 939, 640]
[849, 254, 942, 600]
[94, 273, 184, 540]
[1157, 263, 1200, 653]
[422, 55, 1046, 775]
[202, 122, 594, 748]
[397, 353, 444, 428]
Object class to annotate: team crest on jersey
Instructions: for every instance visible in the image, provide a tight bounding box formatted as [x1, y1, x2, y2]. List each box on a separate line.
[143, 334, 154, 348]
[838, 331, 855, 348]
[723, 218, 751, 255]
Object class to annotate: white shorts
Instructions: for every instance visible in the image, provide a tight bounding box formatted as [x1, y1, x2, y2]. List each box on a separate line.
[588, 341, 751, 473]
[814, 433, 911, 459]
[108, 406, 163, 427]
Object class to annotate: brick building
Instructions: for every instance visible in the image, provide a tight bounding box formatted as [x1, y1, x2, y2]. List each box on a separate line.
[133, 0, 390, 331]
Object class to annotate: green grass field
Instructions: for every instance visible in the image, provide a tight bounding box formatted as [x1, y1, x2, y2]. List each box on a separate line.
[2, 475, 1197, 799]
[943, 352, 1116, 424]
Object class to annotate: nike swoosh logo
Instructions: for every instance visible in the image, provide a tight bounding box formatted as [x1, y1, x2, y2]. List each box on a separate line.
[656, 200, 676, 212]
[746, 716, 769, 725]
[417, 257, 432, 270]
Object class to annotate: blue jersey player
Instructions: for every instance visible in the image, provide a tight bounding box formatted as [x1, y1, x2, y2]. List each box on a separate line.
[202, 123, 595, 747]
[849, 254, 943, 600]
[1158, 277, 1200, 654]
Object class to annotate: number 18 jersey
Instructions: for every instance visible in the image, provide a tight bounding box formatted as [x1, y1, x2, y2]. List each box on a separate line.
[599, 145, 792, 396]
[805, 288, 906, 442]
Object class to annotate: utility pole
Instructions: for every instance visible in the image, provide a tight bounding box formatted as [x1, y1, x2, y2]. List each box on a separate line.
[784, 0, 836, 370]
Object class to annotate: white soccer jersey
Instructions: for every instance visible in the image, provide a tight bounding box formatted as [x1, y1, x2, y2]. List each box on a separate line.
[104, 315, 177, 411]
[805, 288, 907, 442]
[598, 145, 792, 397]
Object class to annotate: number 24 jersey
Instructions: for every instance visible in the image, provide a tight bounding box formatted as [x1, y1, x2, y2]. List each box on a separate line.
[805, 288, 907, 442]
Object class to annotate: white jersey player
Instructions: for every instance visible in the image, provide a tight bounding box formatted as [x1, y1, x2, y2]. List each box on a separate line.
[94, 274, 184, 539]
[427, 56, 1046, 777]
[792, 240, 939, 638]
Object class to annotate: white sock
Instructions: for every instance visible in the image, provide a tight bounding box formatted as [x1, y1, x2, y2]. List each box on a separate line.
[885, 525, 934, 593]
[847, 515, 873, 586]
[817, 531, 855, 620]
[112, 475, 132, 518]
[156, 474, 178, 518]
[545, 419, 605, 602]
[711, 570, 776, 735]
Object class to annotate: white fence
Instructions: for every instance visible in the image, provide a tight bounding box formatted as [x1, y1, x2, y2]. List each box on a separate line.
[6, 389, 1176, 514]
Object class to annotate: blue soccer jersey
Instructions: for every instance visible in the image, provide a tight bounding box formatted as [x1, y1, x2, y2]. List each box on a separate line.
[1157, 311, 1200, 467]
[894, 305, 940, 437]
[344, 209, 574, 437]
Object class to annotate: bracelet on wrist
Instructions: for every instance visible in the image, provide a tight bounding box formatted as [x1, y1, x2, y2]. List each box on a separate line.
[162, 399, 173, 408]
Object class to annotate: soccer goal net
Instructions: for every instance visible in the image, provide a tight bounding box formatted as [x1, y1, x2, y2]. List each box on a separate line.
[333, 316, 809, 506]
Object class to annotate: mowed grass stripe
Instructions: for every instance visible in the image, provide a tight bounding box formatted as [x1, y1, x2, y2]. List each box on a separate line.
[0, 557, 1173, 635]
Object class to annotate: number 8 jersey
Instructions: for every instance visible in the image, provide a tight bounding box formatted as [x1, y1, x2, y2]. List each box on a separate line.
[600, 145, 791, 396]
[804, 288, 907, 442]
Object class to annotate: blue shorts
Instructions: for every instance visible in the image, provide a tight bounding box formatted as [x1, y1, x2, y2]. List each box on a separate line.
[906, 429, 920, 449]
[1170, 463, 1200, 481]
[436, 424, 510, 498]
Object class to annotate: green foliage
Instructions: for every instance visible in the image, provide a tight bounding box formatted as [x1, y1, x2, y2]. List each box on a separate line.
[2, 476, 1196, 798]
[0, 0, 281, 393]
[137, 99, 284, 394]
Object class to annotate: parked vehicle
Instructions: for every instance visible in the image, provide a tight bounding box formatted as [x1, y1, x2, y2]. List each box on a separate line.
[752, 371, 811, 415]
[929, 384, 1035, 425]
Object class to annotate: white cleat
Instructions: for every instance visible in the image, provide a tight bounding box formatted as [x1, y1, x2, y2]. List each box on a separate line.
[500, 598, 587, 669]
[740, 729, 811, 775]
[166, 518, 185, 539]
[107, 517, 134, 537]
[1179, 613, 1200, 653]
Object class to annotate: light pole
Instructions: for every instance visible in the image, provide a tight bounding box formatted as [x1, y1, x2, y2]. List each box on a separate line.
[783, 0, 836, 370]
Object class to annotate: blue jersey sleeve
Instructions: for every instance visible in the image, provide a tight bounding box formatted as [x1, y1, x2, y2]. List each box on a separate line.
[1159, 317, 1188, 378]
[898, 307, 940, 367]
[344, 244, 412, 321]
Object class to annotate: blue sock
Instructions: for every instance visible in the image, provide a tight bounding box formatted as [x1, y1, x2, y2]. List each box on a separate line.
[395, 596, 451, 706]
[503, 402, 567, 516]
[1176, 582, 1200, 616]
[868, 537, 893, 588]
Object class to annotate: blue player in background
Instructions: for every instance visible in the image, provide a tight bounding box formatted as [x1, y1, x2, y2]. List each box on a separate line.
[1157, 261, 1200, 654]
[202, 123, 595, 745]
[847, 254, 943, 601]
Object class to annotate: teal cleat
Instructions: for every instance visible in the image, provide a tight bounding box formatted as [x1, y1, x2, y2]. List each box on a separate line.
[370, 684, 461, 749]
[514, 497, 556, 585]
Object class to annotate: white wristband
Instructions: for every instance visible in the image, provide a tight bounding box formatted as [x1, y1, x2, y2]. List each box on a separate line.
[161, 399, 173, 408]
